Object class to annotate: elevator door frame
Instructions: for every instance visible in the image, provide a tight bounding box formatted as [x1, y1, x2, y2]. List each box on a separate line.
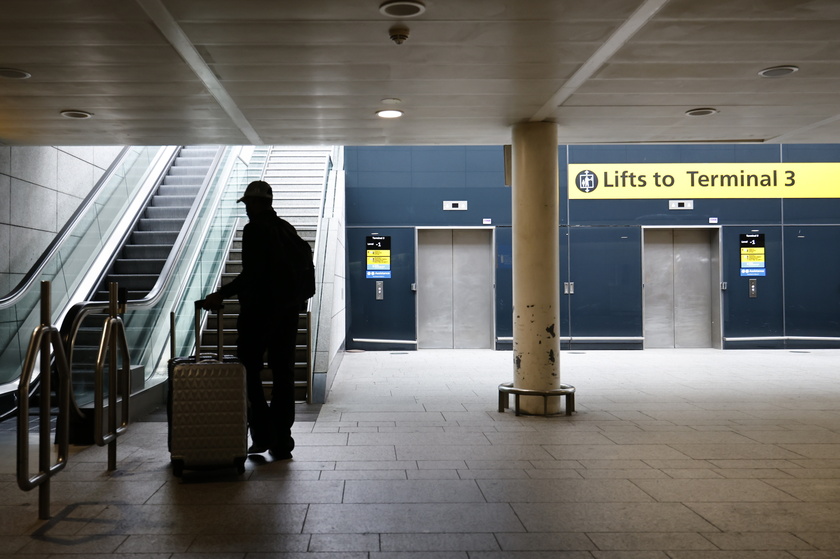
[415, 227, 496, 349]
[642, 226, 723, 349]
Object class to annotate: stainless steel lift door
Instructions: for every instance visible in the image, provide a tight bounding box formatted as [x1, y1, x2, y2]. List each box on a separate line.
[644, 228, 713, 348]
[417, 229, 493, 349]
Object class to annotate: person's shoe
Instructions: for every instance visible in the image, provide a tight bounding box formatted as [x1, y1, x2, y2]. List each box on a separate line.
[269, 447, 292, 460]
[248, 444, 268, 454]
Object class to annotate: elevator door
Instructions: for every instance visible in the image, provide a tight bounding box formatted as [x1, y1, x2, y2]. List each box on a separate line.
[644, 228, 715, 348]
[417, 229, 493, 349]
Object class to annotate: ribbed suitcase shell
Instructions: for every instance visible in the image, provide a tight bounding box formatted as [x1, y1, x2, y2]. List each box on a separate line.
[168, 301, 247, 477]
[169, 360, 247, 475]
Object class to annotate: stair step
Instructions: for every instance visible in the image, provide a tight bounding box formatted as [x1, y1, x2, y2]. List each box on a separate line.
[150, 195, 196, 207]
[123, 244, 172, 259]
[157, 185, 201, 197]
[107, 274, 160, 290]
[144, 206, 190, 219]
[137, 217, 185, 232]
[113, 258, 166, 274]
[131, 231, 179, 245]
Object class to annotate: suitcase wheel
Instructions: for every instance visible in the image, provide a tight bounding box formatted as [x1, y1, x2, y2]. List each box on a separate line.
[172, 458, 185, 478]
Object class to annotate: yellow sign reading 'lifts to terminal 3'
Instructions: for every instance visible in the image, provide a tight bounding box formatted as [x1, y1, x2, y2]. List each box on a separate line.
[568, 163, 840, 199]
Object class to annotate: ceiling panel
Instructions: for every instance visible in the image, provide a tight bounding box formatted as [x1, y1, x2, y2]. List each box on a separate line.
[0, 0, 837, 146]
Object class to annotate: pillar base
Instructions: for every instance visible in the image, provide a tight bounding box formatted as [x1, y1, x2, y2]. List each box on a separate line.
[497, 382, 576, 416]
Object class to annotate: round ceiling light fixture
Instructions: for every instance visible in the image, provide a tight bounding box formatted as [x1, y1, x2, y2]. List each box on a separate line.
[0, 67, 32, 80]
[758, 65, 799, 78]
[376, 109, 404, 118]
[60, 109, 94, 119]
[685, 107, 718, 117]
[379, 0, 426, 18]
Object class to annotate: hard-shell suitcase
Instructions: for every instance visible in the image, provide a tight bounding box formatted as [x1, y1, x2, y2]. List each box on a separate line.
[167, 301, 247, 477]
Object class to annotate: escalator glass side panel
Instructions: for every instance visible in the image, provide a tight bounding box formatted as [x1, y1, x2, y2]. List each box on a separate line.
[0, 147, 170, 390]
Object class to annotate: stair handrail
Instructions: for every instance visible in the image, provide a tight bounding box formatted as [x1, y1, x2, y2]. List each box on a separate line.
[16, 282, 71, 520]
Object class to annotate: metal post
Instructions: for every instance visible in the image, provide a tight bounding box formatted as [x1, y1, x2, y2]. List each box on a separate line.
[37, 282, 51, 518]
[108, 282, 118, 471]
[93, 281, 130, 471]
[17, 281, 71, 520]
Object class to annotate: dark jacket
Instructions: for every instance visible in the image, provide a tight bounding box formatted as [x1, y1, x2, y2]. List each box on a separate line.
[217, 207, 299, 313]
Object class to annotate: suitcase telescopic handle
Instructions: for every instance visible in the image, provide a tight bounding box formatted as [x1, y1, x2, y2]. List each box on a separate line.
[194, 300, 224, 360]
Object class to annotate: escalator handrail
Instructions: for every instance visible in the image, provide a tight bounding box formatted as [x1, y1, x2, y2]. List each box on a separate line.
[0, 147, 133, 309]
[59, 146, 226, 365]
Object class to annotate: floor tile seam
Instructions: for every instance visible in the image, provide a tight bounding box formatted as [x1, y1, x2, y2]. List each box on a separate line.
[699, 529, 818, 548]
[585, 530, 725, 553]
[759, 478, 828, 502]
[115, 533, 199, 554]
[791, 531, 840, 550]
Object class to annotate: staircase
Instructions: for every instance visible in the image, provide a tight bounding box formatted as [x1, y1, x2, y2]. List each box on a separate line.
[70, 146, 221, 420]
[201, 146, 332, 402]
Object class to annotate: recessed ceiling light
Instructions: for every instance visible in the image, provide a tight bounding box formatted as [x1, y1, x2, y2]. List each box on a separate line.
[379, 0, 426, 18]
[376, 109, 403, 118]
[685, 108, 718, 117]
[0, 68, 31, 80]
[380, 98, 402, 105]
[758, 65, 799, 78]
[60, 109, 94, 119]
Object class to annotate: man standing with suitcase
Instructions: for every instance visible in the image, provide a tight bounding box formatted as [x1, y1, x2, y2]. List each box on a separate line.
[202, 180, 307, 460]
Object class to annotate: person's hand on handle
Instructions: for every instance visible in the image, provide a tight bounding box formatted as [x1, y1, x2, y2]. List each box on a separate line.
[201, 292, 224, 311]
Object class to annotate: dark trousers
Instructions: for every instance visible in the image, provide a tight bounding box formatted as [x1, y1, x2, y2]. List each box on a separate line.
[236, 305, 300, 451]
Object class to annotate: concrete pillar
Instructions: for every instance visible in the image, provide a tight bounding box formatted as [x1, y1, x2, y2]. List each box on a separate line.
[511, 121, 560, 414]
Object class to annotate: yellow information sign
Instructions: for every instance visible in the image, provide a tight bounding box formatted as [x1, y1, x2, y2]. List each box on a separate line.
[568, 163, 840, 199]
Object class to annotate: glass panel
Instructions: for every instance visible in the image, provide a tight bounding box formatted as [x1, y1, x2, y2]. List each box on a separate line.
[0, 147, 164, 388]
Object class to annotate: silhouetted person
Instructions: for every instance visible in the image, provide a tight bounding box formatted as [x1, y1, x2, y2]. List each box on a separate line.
[202, 180, 302, 459]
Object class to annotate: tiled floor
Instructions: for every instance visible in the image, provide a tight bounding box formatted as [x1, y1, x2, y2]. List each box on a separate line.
[2, 348, 840, 557]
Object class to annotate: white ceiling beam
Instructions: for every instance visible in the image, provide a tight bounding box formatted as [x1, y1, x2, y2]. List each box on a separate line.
[135, 0, 264, 145]
[530, 0, 671, 123]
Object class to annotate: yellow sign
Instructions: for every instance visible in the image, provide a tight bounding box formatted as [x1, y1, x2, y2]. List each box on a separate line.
[367, 249, 390, 257]
[367, 256, 391, 265]
[740, 248, 764, 255]
[568, 163, 840, 199]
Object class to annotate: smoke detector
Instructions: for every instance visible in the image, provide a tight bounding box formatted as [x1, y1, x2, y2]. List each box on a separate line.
[389, 25, 410, 45]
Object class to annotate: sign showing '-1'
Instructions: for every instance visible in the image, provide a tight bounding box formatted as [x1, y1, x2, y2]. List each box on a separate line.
[740, 233, 766, 277]
[366, 235, 391, 279]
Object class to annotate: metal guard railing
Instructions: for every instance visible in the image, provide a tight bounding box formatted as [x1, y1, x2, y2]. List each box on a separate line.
[17, 282, 71, 520]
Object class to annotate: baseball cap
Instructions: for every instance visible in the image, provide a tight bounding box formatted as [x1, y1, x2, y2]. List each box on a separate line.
[237, 180, 273, 202]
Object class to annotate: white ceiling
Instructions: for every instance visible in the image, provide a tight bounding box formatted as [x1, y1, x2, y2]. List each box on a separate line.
[1, 0, 839, 146]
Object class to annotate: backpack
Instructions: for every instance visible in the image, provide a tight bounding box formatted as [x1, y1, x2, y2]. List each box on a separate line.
[275, 219, 316, 303]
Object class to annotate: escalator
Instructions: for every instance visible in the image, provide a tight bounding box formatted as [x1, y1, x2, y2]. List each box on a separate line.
[2, 144, 334, 445]
[65, 146, 223, 443]
[0, 145, 251, 423]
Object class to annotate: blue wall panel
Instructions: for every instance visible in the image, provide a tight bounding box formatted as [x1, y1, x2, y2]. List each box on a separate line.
[722, 226, 784, 345]
[346, 227, 417, 350]
[495, 227, 513, 345]
[566, 227, 642, 341]
[784, 226, 840, 338]
[346, 144, 840, 350]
